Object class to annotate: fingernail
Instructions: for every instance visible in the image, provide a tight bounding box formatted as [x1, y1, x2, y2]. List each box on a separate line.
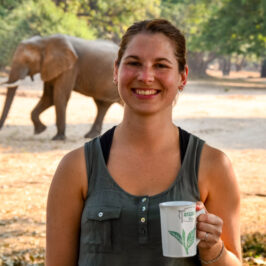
[196, 205, 201, 211]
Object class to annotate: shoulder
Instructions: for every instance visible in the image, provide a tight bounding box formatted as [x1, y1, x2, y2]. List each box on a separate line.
[51, 146, 88, 200]
[198, 143, 240, 202]
[56, 146, 86, 176]
[201, 143, 232, 174]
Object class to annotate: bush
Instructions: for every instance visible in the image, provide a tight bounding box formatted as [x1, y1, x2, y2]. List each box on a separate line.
[0, 0, 96, 68]
[242, 233, 266, 259]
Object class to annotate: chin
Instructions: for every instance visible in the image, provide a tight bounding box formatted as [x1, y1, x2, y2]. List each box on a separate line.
[128, 105, 169, 117]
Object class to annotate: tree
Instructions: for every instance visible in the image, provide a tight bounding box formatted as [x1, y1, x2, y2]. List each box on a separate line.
[200, 0, 266, 76]
[53, 0, 161, 43]
[0, 0, 95, 68]
[0, 0, 24, 13]
[160, 0, 223, 77]
[161, 0, 266, 78]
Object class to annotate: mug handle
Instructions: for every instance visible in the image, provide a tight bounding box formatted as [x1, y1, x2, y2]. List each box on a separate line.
[196, 208, 206, 245]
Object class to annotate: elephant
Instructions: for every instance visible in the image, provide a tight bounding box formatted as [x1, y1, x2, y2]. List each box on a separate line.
[0, 34, 121, 140]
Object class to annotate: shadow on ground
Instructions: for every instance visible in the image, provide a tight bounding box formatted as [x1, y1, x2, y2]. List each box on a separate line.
[0, 118, 265, 153]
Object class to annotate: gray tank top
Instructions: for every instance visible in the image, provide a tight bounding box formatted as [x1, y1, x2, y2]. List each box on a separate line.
[78, 133, 205, 266]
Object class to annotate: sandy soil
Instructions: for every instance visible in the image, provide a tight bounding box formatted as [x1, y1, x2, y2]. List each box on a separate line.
[0, 71, 265, 265]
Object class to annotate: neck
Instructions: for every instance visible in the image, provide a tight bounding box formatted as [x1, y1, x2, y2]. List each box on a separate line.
[116, 107, 179, 152]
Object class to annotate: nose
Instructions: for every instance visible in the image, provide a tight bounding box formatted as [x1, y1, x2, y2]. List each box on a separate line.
[137, 66, 154, 84]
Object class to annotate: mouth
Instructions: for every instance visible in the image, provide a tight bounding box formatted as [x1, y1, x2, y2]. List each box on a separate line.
[132, 88, 160, 96]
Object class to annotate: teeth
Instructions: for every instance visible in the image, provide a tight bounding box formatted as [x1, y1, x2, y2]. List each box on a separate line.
[135, 89, 157, 95]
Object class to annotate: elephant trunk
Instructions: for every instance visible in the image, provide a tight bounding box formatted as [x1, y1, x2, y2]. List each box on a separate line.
[0, 86, 18, 129]
[7, 65, 28, 84]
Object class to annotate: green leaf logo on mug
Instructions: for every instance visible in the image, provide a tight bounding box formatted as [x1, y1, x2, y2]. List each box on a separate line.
[168, 227, 196, 255]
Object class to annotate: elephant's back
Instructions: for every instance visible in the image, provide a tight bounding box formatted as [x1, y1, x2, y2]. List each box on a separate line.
[73, 38, 118, 68]
[71, 37, 118, 58]
[72, 38, 120, 102]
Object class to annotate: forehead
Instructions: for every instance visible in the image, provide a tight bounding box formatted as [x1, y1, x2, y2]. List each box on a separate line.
[123, 33, 176, 59]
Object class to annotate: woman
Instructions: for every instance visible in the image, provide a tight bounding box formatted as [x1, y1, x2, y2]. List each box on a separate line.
[46, 19, 242, 265]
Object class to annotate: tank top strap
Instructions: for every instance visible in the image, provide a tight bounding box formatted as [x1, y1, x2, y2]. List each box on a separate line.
[84, 137, 101, 197]
[180, 134, 205, 198]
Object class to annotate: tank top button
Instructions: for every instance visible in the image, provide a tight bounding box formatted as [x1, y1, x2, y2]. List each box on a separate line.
[98, 212, 103, 217]
[142, 197, 147, 203]
[140, 217, 146, 223]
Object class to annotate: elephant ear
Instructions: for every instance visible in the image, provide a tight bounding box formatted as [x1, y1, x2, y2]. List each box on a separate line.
[41, 36, 78, 81]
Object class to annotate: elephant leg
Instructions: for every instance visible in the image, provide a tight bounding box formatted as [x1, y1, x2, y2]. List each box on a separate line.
[31, 83, 53, 134]
[52, 70, 76, 140]
[52, 93, 69, 140]
[84, 99, 112, 139]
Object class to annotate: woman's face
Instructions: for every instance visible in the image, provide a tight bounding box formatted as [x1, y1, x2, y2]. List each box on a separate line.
[114, 33, 187, 116]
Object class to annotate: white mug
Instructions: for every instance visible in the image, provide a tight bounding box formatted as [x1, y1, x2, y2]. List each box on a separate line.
[159, 201, 205, 258]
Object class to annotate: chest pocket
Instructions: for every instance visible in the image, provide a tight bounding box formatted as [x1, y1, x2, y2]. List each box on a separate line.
[83, 206, 121, 253]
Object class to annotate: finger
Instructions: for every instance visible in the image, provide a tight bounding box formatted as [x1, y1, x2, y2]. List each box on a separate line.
[197, 213, 223, 226]
[197, 230, 215, 243]
[197, 222, 222, 239]
[197, 231, 221, 249]
[196, 201, 206, 212]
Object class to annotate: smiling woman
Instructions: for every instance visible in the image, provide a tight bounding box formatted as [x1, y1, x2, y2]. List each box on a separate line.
[46, 19, 242, 266]
[114, 32, 187, 116]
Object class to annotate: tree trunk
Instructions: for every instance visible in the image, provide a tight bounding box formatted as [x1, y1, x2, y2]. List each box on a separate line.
[222, 56, 231, 76]
[261, 59, 266, 78]
[235, 55, 246, 72]
[218, 58, 223, 71]
[187, 52, 216, 78]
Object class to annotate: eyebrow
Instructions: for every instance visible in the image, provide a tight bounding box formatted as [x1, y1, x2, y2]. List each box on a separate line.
[124, 55, 173, 64]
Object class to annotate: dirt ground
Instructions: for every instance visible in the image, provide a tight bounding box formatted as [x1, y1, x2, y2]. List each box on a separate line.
[0, 70, 265, 265]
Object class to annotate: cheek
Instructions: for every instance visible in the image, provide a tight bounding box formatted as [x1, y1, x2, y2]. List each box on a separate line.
[118, 67, 135, 85]
[159, 73, 179, 91]
[117, 69, 132, 97]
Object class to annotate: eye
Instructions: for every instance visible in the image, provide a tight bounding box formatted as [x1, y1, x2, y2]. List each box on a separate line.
[155, 63, 169, 69]
[126, 61, 141, 66]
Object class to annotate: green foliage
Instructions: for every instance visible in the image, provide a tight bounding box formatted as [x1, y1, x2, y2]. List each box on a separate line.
[0, 0, 265, 72]
[60, 0, 161, 42]
[200, 0, 266, 57]
[242, 233, 266, 259]
[0, 0, 95, 68]
[160, 0, 223, 52]
[160, 0, 265, 76]
[0, 0, 24, 15]
[160, 0, 223, 77]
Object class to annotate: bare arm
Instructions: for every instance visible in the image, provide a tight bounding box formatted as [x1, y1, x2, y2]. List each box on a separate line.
[197, 144, 242, 265]
[46, 147, 87, 266]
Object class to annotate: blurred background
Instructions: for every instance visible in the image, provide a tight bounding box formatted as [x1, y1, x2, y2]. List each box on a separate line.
[0, 0, 265, 78]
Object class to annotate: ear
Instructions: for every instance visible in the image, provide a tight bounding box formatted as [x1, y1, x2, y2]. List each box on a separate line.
[181, 65, 188, 86]
[41, 36, 78, 81]
[113, 60, 119, 85]
[178, 65, 188, 92]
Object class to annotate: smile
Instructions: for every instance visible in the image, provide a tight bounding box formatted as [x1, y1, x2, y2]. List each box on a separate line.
[133, 89, 159, 95]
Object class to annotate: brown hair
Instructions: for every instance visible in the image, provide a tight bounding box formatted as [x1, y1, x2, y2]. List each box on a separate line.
[116, 19, 186, 72]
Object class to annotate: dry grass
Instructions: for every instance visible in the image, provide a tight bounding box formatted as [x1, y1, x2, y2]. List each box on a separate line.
[0, 71, 265, 265]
